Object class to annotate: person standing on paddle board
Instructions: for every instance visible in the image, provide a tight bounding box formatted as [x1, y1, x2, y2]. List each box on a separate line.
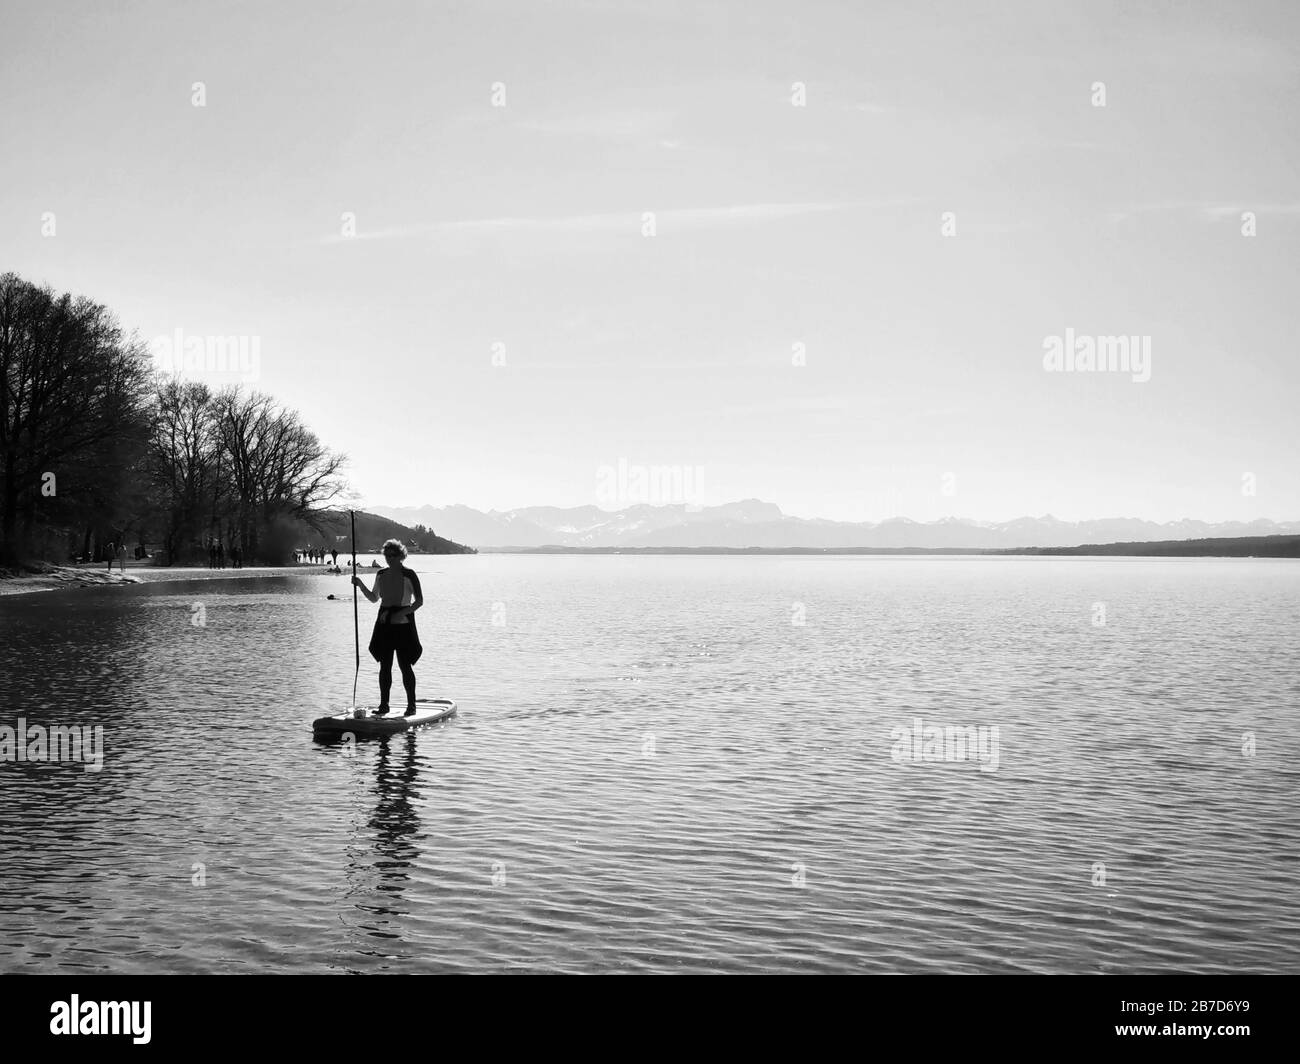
[352, 538, 423, 716]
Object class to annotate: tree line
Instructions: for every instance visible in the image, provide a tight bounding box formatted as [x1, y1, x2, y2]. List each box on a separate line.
[0, 272, 346, 566]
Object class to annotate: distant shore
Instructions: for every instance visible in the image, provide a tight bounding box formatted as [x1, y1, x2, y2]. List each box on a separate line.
[480, 534, 1300, 558]
[5, 532, 1295, 596]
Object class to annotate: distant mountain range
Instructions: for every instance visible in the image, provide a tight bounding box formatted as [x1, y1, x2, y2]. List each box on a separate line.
[368, 499, 1300, 550]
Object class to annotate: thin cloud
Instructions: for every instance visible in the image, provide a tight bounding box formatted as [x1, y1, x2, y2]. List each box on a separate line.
[1107, 201, 1300, 224]
[1202, 203, 1300, 220]
[322, 200, 881, 243]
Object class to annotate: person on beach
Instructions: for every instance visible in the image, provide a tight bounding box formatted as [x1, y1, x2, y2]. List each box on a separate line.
[116, 540, 127, 574]
[331, 547, 338, 566]
[104, 541, 114, 572]
[352, 538, 424, 716]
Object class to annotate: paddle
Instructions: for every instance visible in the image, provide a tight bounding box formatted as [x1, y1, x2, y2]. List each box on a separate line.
[351, 510, 360, 710]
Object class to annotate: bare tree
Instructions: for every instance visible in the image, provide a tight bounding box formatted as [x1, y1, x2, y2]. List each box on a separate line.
[213, 388, 345, 562]
[146, 379, 221, 564]
[0, 273, 153, 563]
[1, 273, 350, 567]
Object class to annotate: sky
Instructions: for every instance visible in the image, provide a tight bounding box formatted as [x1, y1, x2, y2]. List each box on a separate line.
[2, 0, 1297, 523]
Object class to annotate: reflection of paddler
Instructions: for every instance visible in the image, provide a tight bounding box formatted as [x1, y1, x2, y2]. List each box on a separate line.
[370, 732, 420, 857]
[352, 538, 424, 717]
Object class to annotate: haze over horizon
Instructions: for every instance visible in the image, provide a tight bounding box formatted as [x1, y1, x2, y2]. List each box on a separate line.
[369, 496, 1300, 526]
[4, 0, 1297, 524]
[361, 496, 1300, 550]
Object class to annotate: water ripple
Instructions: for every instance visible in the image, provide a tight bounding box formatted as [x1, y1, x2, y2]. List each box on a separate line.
[1, 557, 1297, 972]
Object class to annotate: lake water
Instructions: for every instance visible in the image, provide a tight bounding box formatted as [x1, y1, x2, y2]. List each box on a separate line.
[1, 555, 1297, 973]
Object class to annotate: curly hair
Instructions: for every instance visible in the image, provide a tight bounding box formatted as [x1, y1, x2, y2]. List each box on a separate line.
[381, 538, 408, 559]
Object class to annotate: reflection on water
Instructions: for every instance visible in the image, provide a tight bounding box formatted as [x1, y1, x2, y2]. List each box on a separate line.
[369, 733, 422, 895]
[1, 556, 1299, 973]
[334, 734, 424, 967]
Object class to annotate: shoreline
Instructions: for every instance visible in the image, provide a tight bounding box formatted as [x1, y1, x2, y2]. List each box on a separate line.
[5, 539, 1295, 598]
[0, 562, 347, 597]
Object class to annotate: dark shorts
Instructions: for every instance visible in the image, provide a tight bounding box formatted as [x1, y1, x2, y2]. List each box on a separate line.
[368, 616, 423, 667]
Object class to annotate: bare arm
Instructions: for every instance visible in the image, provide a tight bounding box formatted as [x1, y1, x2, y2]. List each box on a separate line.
[351, 573, 379, 602]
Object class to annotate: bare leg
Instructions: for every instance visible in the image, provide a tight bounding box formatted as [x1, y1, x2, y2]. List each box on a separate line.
[377, 645, 395, 713]
[398, 658, 417, 713]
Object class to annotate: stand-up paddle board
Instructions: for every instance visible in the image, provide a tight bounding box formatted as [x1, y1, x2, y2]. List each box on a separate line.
[312, 698, 457, 737]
